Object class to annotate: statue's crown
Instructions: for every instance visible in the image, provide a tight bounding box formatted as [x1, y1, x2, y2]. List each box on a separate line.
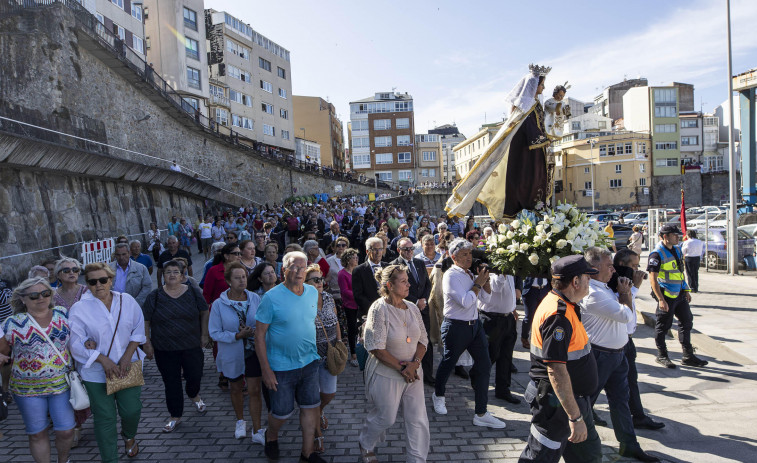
[529, 64, 552, 77]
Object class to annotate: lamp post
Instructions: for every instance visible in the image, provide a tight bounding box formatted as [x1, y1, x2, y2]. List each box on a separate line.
[587, 139, 597, 210]
[725, 0, 738, 275]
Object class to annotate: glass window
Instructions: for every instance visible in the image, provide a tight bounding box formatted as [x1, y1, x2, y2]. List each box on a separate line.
[353, 154, 371, 168]
[572, 121, 581, 130]
[132, 35, 144, 54]
[185, 37, 199, 60]
[640, 164, 646, 173]
[655, 123, 677, 133]
[374, 136, 392, 147]
[607, 144, 615, 156]
[352, 120, 368, 131]
[186, 67, 200, 89]
[398, 152, 411, 163]
[352, 137, 369, 149]
[655, 142, 678, 150]
[599, 144, 607, 156]
[277, 67, 286, 79]
[625, 142, 633, 154]
[615, 164, 622, 173]
[609, 179, 622, 188]
[584, 181, 592, 190]
[131, 3, 142, 20]
[280, 108, 288, 119]
[397, 135, 411, 146]
[639, 177, 647, 186]
[259, 57, 271, 72]
[396, 118, 410, 129]
[111, 0, 124, 9]
[263, 124, 275, 136]
[422, 151, 436, 162]
[584, 167, 590, 174]
[373, 119, 391, 130]
[215, 108, 228, 126]
[261, 103, 273, 114]
[681, 119, 698, 128]
[399, 171, 413, 181]
[376, 153, 392, 164]
[183, 7, 197, 31]
[281, 130, 290, 140]
[260, 80, 273, 93]
[278, 88, 287, 99]
[681, 136, 699, 146]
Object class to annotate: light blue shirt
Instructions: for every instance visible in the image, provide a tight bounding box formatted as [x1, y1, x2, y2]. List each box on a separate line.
[114, 261, 130, 294]
[256, 284, 320, 371]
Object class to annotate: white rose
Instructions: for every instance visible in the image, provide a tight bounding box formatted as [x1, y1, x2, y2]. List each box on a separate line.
[533, 235, 543, 245]
[552, 223, 564, 234]
[506, 230, 515, 239]
[529, 253, 539, 265]
[565, 229, 578, 241]
[498, 223, 507, 234]
[520, 243, 530, 251]
[535, 224, 544, 234]
[556, 239, 568, 249]
[511, 220, 520, 229]
[498, 234, 507, 243]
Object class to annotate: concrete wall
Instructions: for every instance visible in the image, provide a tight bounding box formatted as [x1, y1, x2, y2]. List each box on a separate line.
[651, 171, 736, 208]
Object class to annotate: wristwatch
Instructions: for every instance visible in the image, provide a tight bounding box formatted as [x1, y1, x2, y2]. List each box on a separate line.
[568, 415, 584, 423]
[413, 357, 422, 365]
[472, 283, 482, 290]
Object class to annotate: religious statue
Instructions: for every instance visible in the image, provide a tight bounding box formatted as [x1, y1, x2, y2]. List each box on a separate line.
[445, 64, 556, 220]
[543, 83, 571, 139]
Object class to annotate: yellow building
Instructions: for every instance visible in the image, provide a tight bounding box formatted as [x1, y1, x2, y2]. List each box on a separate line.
[554, 132, 652, 210]
[452, 122, 502, 179]
[292, 96, 345, 169]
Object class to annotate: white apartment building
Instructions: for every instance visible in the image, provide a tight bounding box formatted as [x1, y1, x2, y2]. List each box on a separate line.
[82, 0, 145, 57]
[453, 123, 501, 179]
[295, 138, 321, 165]
[205, 10, 294, 151]
[679, 111, 704, 165]
[429, 124, 465, 182]
[563, 113, 613, 135]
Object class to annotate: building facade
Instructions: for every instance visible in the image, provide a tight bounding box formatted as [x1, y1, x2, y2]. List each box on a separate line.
[429, 124, 465, 182]
[83, 0, 145, 58]
[204, 10, 294, 151]
[590, 78, 648, 121]
[295, 137, 321, 165]
[349, 92, 415, 187]
[292, 96, 345, 170]
[144, 0, 209, 116]
[679, 111, 704, 166]
[563, 113, 613, 135]
[453, 123, 500, 179]
[415, 134, 443, 184]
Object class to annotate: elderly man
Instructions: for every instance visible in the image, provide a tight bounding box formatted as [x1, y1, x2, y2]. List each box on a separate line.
[110, 243, 152, 307]
[129, 240, 154, 275]
[576, 248, 659, 462]
[256, 252, 325, 463]
[389, 223, 414, 254]
[352, 237, 385, 320]
[157, 235, 192, 286]
[432, 238, 505, 428]
[319, 221, 345, 252]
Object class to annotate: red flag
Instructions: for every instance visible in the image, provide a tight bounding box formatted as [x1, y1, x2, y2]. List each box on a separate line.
[680, 189, 687, 238]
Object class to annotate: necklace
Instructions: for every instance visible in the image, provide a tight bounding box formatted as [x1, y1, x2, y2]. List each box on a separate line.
[387, 297, 411, 343]
[56, 286, 79, 308]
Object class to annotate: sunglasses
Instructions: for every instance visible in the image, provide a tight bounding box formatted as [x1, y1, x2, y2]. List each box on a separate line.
[398, 247, 414, 252]
[86, 277, 111, 286]
[22, 289, 53, 300]
[59, 267, 80, 274]
[306, 276, 325, 284]
[336, 243, 347, 247]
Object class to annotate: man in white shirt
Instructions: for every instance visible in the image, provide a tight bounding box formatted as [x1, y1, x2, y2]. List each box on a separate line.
[681, 230, 703, 293]
[479, 272, 521, 404]
[433, 238, 506, 429]
[198, 217, 213, 260]
[577, 247, 659, 462]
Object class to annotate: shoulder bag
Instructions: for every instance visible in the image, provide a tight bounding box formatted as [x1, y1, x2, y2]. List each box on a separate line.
[27, 314, 90, 411]
[317, 315, 348, 376]
[105, 295, 145, 395]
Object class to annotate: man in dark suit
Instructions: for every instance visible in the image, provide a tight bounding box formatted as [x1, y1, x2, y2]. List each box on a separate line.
[319, 221, 346, 253]
[391, 237, 435, 385]
[520, 276, 552, 348]
[352, 236, 385, 319]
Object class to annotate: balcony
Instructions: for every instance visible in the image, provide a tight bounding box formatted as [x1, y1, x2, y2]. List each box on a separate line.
[209, 94, 230, 108]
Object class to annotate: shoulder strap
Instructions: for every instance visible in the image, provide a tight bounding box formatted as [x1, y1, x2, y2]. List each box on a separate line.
[27, 313, 70, 370]
[106, 294, 123, 357]
[556, 297, 568, 313]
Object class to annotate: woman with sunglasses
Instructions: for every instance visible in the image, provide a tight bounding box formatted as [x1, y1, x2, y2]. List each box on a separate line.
[51, 257, 91, 447]
[0, 277, 76, 463]
[305, 264, 343, 454]
[69, 262, 146, 462]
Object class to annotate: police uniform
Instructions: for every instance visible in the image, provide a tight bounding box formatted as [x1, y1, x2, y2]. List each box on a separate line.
[519, 256, 601, 463]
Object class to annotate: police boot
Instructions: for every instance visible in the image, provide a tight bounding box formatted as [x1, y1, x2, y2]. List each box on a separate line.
[681, 346, 709, 367]
[655, 348, 676, 369]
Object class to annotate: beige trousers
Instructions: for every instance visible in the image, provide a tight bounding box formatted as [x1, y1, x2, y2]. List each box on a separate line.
[359, 371, 430, 463]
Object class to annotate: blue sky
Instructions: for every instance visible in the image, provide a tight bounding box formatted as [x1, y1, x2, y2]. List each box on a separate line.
[207, 0, 757, 139]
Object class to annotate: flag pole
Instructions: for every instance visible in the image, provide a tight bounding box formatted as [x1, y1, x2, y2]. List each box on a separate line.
[726, 0, 738, 275]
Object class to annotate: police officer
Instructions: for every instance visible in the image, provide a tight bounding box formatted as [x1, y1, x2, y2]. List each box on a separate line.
[648, 224, 708, 368]
[518, 255, 601, 463]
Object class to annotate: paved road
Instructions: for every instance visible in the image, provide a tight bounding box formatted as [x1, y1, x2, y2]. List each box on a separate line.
[2, 249, 756, 462]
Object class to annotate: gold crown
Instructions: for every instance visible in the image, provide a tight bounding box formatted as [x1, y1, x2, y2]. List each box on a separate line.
[529, 64, 552, 77]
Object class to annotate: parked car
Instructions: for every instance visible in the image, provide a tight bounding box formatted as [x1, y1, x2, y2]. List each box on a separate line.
[693, 228, 755, 269]
[738, 224, 757, 238]
[687, 211, 724, 228]
[612, 225, 634, 251]
[589, 213, 620, 225]
[623, 212, 648, 225]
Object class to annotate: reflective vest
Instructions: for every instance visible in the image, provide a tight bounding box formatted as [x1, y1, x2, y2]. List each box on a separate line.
[530, 291, 591, 362]
[653, 243, 689, 298]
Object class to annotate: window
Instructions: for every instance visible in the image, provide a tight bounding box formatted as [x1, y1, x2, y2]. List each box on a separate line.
[278, 88, 287, 99]
[681, 136, 699, 146]
[374, 136, 392, 147]
[655, 123, 677, 133]
[111, 0, 123, 9]
[399, 171, 413, 181]
[260, 80, 273, 93]
[263, 124, 275, 136]
[183, 97, 199, 111]
[277, 67, 286, 79]
[598, 121, 607, 129]
[231, 114, 254, 130]
[95, 13, 104, 24]
[261, 103, 273, 114]
[228, 89, 242, 104]
[186, 67, 200, 89]
[215, 108, 228, 126]
[584, 167, 590, 174]
[571, 121, 581, 131]
[113, 23, 125, 40]
[396, 118, 410, 129]
[280, 108, 288, 119]
[421, 168, 437, 178]
[210, 84, 225, 98]
[258, 57, 271, 72]
[397, 135, 411, 146]
[352, 120, 368, 131]
[378, 172, 392, 181]
[183, 7, 197, 31]
[376, 153, 393, 164]
[422, 151, 437, 162]
[226, 40, 249, 60]
[655, 158, 678, 167]
[655, 142, 678, 150]
[615, 164, 622, 173]
[373, 119, 391, 130]
[185, 37, 199, 60]
[607, 144, 615, 156]
[132, 35, 144, 54]
[654, 106, 677, 118]
[398, 152, 411, 163]
[599, 144, 607, 156]
[353, 137, 369, 149]
[584, 181, 592, 190]
[639, 178, 647, 186]
[227, 65, 250, 82]
[654, 88, 676, 103]
[681, 119, 698, 128]
[624, 142, 633, 154]
[616, 143, 624, 155]
[353, 154, 371, 168]
[640, 164, 646, 173]
[131, 3, 142, 20]
[281, 130, 290, 140]
[637, 143, 647, 154]
[609, 179, 622, 188]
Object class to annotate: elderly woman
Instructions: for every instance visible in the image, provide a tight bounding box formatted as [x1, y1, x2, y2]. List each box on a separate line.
[143, 260, 210, 433]
[0, 277, 75, 463]
[247, 262, 278, 297]
[263, 242, 283, 279]
[305, 264, 343, 454]
[203, 243, 242, 305]
[359, 265, 429, 463]
[338, 247, 360, 366]
[325, 236, 349, 304]
[419, 235, 441, 272]
[69, 262, 146, 461]
[239, 240, 260, 275]
[303, 240, 330, 277]
[27, 265, 50, 280]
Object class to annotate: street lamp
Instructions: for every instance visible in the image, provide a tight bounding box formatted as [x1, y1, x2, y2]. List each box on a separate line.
[587, 139, 597, 211]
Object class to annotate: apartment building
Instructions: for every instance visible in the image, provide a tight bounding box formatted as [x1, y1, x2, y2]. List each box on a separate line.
[83, 0, 145, 57]
[204, 10, 294, 151]
[415, 134, 443, 184]
[144, 0, 209, 116]
[590, 78, 648, 121]
[563, 113, 613, 134]
[429, 124, 465, 182]
[295, 138, 321, 165]
[292, 96, 345, 170]
[349, 92, 415, 186]
[679, 111, 704, 165]
[453, 123, 501, 179]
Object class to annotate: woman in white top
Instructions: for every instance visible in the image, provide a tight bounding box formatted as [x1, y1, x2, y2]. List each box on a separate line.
[69, 262, 146, 462]
[325, 236, 349, 304]
[359, 265, 429, 463]
[628, 225, 644, 255]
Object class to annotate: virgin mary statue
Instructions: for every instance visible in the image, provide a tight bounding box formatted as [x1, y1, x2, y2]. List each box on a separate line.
[446, 64, 554, 220]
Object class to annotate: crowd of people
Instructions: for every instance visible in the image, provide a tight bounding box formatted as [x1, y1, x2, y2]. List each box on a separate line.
[0, 197, 709, 462]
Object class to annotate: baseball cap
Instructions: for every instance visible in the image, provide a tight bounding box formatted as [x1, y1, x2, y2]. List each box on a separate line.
[658, 224, 680, 236]
[551, 255, 599, 280]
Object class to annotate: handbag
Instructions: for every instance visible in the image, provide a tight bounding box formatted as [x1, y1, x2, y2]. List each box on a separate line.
[317, 315, 348, 376]
[105, 295, 145, 395]
[27, 314, 90, 411]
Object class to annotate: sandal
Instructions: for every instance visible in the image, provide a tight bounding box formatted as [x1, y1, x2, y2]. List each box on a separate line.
[359, 444, 379, 463]
[320, 412, 328, 430]
[124, 438, 139, 458]
[163, 418, 181, 433]
[314, 435, 324, 454]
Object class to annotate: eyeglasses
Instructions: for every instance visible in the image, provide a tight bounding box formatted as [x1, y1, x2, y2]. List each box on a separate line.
[398, 247, 414, 252]
[228, 251, 242, 256]
[86, 277, 111, 286]
[288, 266, 308, 273]
[306, 276, 325, 284]
[21, 289, 52, 300]
[59, 267, 80, 274]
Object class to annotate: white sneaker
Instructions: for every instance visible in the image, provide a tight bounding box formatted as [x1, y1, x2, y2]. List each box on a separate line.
[251, 427, 266, 445]
[432, 393, 447, 415]
[234, 419, 247, 439]
[473, 411, 506, 429]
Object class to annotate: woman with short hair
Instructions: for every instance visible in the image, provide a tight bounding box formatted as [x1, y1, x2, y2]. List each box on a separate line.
[303, 240, 330, 277]
[247, 262, 278, 296]
[325, 236, 349, 304]
[239, 240, 260, 275]
[0, 277, 75, 463]
[263, 242, 282, 279]
[203, 243, 242, 305]
[68, 262, 146, 461]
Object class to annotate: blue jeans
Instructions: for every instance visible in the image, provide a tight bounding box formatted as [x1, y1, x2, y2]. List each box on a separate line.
[435, 318, 491, 415]
[14, 390, 75, 434]
[588, 347, 638, 447]
[268, 359, 320, 419]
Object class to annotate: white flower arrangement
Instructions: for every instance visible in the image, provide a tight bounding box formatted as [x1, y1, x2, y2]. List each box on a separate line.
[487, 202, 609, 277]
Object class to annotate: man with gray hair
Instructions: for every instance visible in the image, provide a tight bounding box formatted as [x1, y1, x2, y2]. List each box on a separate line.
[575, 247, 659, 462]
[352, 237, 385, 320]
[129, 240, 153, 275]
[157, 235, 192, 286]
[110, 243, 152, 307]
[432, 238, 506, 429]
